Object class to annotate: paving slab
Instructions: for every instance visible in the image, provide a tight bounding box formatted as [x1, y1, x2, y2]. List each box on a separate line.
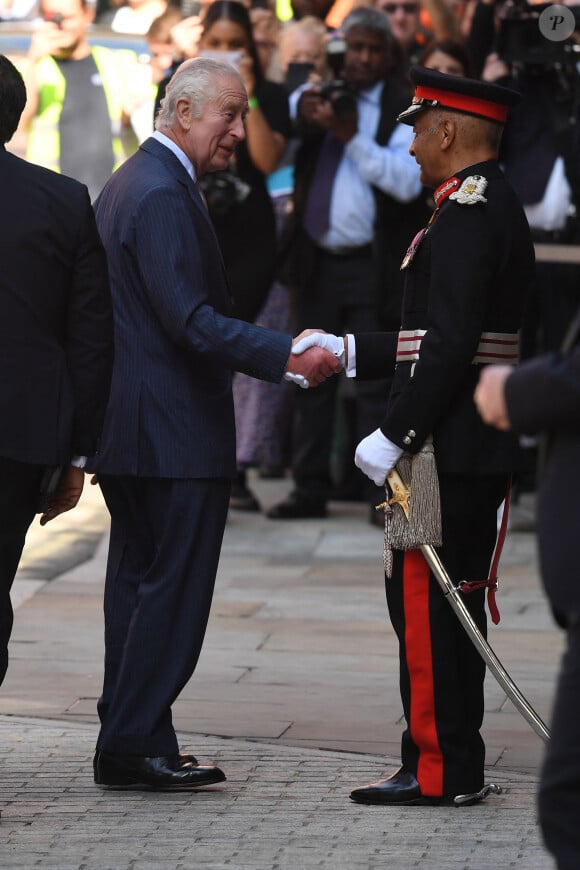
[0, 474, 562, 867]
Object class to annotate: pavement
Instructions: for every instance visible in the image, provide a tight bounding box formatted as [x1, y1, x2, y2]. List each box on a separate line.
[0, 473, 562, 869]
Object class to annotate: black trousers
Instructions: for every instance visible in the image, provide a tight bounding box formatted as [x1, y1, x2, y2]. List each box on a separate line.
[96, 475, 230, 756]
[291, 248, 390, 503]
[538, 620, 580, 869]
[386, 473, 507, 797]
[0, 457, 43, 686]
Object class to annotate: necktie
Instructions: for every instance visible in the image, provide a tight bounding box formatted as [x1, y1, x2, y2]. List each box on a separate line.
[303, 133, 344, 242]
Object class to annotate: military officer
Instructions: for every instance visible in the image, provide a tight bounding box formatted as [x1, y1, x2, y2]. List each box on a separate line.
[292, 68, 535, 805]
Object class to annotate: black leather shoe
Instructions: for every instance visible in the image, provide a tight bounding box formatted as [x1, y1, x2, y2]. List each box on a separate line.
[350, 768, 451, 806]
[93, 749, 199, 781]
[94, 752, 226, 790]
[229, 487, 260, 512]
[229, 471, 261, 512]
[266, 492, 327, 519]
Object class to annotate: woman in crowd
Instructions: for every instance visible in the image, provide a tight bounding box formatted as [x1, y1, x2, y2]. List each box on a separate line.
[420, 36, 473, 76]
[198, 0, 291, 510]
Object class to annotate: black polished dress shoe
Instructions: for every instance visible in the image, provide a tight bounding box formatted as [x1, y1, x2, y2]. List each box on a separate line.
[229, 486, 260, 512]
[266, 492, 327, 519]
[94, 752, 226, 790]
[349, 768, 451, 806]
[93, 749, 199, 780]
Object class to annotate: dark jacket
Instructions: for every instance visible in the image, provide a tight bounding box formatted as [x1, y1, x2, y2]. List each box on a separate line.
[354, 160, 535, 474]
[92, 137, 291, 478]
[506, 315, 580, 615]
[0, 146, 113, 465]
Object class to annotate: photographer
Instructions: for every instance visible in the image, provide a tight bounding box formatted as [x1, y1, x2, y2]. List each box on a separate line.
[468, 0, 580, 352]
[268, 6, 426, 522]
[467, 0, 580, 495]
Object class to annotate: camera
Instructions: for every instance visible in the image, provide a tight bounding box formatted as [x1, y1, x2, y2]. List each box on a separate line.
[319, 35, 358, 121]
[45, 11, 64, 27]
[497, 0, 580, 68]
[199, 170, 251, 216]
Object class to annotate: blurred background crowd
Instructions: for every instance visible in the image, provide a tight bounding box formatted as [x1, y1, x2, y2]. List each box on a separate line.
[2, 0, 579, 522]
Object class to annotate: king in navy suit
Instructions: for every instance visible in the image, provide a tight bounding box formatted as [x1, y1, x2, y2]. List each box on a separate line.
[91, 56, 340, 791]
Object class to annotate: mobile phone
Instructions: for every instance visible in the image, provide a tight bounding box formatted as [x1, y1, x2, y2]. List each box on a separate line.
[180, 0, 203, 18]
[198, 49, 243, 69]
[284, 61, 314, 94]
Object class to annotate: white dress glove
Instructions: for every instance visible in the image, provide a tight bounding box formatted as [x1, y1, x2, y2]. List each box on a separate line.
[283, 371, 310, 388]
[284, 332, 345, 388]
[291, 332, 345, 365]
[354, 428, 403, 486]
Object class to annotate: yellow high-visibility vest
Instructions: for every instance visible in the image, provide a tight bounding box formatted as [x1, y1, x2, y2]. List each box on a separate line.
[26, 45, 136, 174]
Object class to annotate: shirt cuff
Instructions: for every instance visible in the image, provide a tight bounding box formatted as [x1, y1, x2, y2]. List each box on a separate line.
[345, 334, 357, 377]
[70, 455, 87, 469]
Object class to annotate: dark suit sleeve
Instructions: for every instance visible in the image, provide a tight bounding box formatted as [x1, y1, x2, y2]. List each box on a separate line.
[134, 185, 291, 381]
[505, 347, 580, 435]
[352, 332, 398, 379]
[66, 189, 114, 456]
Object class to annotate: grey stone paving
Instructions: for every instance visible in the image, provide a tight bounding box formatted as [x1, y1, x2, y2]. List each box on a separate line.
[0, 477, 559, 868]
[0, 718, 553, 869]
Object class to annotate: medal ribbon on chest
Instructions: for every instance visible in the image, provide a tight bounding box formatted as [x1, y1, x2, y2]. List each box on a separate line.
[400, 176, 461, 270]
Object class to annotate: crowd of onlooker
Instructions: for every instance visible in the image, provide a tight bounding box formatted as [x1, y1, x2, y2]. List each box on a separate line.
[3, 0, 579, 519]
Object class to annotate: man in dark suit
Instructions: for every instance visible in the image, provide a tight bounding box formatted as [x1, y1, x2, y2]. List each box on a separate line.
[0, 55, 114, 689]
[91, 56, 340, 792]
[475, 315, 580, 869]
[292, 68, 534, 805]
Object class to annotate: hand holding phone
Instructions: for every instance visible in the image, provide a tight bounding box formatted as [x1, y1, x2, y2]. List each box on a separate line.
[284, 61, 315, 94]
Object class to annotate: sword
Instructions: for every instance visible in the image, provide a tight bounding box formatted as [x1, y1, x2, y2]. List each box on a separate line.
[385, 467, 550, 743]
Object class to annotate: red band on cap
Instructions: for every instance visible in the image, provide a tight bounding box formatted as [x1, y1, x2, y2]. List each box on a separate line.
[415, 85, 509, 123]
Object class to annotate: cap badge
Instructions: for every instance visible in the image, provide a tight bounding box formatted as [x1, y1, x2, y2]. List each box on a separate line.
[449, 175, 488, 205]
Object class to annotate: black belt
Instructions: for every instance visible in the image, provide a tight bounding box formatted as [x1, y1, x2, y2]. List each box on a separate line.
[319, 244, 372, 259]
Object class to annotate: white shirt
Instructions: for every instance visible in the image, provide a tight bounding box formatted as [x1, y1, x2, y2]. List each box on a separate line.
[523, 157, 573, 232]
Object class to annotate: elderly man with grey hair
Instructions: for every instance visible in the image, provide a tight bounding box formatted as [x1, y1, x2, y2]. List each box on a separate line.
[268, 5, 426, 522]
[90, 56, 341, 792]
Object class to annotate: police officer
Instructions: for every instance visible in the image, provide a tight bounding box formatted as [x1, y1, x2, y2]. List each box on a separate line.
[292, 67, 534, 805]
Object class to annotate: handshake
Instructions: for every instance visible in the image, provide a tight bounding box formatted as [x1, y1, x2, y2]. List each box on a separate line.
[283, 330, 345, 388]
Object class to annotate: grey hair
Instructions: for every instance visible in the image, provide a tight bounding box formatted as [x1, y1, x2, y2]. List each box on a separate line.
[155, 56, 244, 130]
[341, 6, 393, 44]
[427, 107, 504, 153]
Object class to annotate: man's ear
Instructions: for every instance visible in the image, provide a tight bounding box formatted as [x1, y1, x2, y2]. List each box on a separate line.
[440, 117, 456, 152]
[175, 98, 192, 130]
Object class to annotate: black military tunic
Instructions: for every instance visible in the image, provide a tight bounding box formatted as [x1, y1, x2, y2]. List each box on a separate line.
[354, 158, 535, 797]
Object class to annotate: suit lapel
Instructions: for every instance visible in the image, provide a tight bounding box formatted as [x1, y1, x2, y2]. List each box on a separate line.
[140, 137, 231, 288]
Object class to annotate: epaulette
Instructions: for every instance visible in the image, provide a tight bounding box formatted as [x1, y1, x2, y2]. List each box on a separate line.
[449, 175, 488, 205]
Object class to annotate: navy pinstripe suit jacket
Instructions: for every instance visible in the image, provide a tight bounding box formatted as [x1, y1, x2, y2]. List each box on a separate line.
[92, 137, 291, 478]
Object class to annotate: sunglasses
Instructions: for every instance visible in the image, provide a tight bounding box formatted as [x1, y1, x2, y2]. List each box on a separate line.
[383, 3, 419, 12]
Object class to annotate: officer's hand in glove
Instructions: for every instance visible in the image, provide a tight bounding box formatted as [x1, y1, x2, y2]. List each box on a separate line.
[291, 332, 345, 366]
[354, 428, 403, 486]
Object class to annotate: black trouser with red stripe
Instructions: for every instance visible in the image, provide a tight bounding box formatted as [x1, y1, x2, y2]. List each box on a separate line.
[386, 473, 507, 798]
